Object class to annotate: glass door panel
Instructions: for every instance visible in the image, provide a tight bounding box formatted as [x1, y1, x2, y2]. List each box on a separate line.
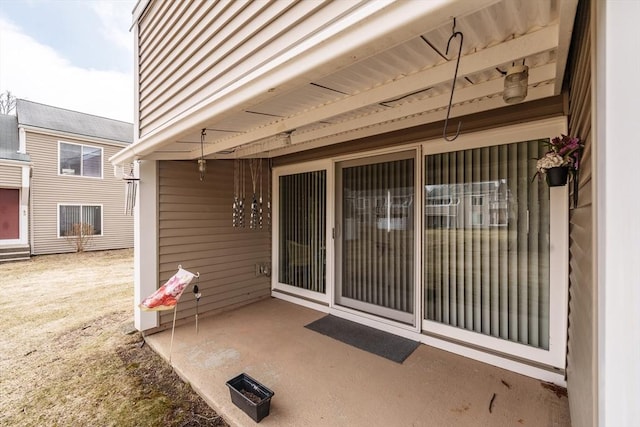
[278, 170, 326, 294]
[423, 140, 551, 349]
[336, 152, 415, 324]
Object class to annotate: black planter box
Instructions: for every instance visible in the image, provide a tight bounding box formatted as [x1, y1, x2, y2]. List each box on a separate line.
[226, 373, 275, 423]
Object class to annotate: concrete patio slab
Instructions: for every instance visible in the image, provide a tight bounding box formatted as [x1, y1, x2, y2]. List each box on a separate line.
[145, 298, 570, 427]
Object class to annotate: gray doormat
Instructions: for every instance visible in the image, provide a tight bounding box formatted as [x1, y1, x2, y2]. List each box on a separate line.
[305, 315, 420, 363]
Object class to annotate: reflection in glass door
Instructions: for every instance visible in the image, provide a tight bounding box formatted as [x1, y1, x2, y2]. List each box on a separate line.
[423, 140, 551, 349]
[336, 152, 415, 324]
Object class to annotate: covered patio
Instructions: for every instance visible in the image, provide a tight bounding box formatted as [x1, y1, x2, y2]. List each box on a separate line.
[146, 298, 570, 426]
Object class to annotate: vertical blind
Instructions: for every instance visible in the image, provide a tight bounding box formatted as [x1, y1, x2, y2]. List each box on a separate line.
[341, 158, 414, 314]
[424, 140, 550, 349]
[59, 205, 102, 236]
[278, 171, 326, 293]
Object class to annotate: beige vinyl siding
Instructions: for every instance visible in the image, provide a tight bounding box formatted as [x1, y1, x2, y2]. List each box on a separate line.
[565, 1, 596, 426]
[157, 160, 271, 328]
[26, 131, 133, 255]
[0, 164, 23, 187]
[137, 0, 357, 137]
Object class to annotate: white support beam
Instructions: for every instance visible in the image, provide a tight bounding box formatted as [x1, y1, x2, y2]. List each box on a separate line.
[232, 64, 556, 158]
[190, 24, 560, 158]
[264, 84, 555, 158]
[146, 151, 200, 161]
[134, 160, 159, 331]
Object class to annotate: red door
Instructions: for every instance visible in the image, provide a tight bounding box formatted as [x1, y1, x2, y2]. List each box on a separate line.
[0, 189, 20, 240]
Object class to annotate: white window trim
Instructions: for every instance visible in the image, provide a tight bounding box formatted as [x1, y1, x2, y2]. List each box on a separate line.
[272, 159, 333, 304]
[57, 140, 104, 179]
[420, 116, 569, 369]
[332, 147, 423, 331]
[271, 116, 569, 381]
[56, 203, 104, 238]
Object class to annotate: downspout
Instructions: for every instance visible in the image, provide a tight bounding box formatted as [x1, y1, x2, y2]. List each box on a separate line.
[18, 127, 26, 153]
[28, 166, 33, 253]
[19, 127, 35, 254]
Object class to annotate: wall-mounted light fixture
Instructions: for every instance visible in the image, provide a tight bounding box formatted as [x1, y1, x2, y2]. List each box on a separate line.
[503, 64, 529, 104]
[198, 129, 207, 181]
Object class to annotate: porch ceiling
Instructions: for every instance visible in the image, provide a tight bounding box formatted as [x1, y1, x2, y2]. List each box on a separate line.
[123, 0, 578, 164]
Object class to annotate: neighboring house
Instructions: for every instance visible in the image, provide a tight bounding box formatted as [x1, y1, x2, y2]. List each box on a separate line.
[0, 114, 31, 262]
[0, 100, 134, 258]
[111, 1, 639, 426]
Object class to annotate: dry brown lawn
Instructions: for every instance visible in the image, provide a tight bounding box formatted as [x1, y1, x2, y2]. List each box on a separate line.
[0, 249, 227, 426]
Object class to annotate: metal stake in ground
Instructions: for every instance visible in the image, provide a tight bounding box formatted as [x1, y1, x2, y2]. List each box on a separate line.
[169, 306, 178, 363]
[193, 273, 201, 334]
[138, 266, 197, 363]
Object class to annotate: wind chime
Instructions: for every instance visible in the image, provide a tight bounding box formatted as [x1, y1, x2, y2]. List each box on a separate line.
[232, 159, 245, 227]
[249, 159, 261, 229]
[123, 162, 139, 216]
[266, 159, 271, 228]
[198, 129, 207, 181]
[233, 159, 270, 229]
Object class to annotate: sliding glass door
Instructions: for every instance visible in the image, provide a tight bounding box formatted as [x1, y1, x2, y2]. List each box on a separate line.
[335, 152, 416, 324]
[275, 168, 327, 298]
[423, 140, 551, 350]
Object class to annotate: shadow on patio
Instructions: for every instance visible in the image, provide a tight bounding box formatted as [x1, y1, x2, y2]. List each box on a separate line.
[145, 298, 570, 427]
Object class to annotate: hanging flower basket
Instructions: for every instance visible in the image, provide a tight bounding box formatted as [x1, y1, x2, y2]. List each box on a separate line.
[546, 166, 569, 187]
[532, 135, 584, 187]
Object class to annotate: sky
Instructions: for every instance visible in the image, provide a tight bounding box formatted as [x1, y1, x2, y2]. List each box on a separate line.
[0, 0, 136, 122]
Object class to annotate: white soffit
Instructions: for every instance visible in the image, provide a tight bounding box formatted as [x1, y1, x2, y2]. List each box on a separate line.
[128, 0, 577, 163]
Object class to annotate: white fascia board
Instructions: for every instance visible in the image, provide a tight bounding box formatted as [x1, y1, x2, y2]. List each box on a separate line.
[20, 125, 131, 148]
[110, 0, 498, 166]
[131, 0, 149, 26]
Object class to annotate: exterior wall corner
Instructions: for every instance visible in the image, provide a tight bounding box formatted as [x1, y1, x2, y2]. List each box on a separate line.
[134, 159, 159, 331]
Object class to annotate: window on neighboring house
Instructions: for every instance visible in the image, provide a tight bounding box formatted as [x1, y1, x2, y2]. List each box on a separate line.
[58, 205, 103, 237]
[59, 142, 102, 178]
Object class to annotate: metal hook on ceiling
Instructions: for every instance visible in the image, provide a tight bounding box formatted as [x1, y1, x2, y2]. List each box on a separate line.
[443, 18, 464, 141]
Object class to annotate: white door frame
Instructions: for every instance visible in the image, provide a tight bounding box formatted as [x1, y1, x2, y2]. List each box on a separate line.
[271, 116, 569, 375]
[420, 117, 569, 369]
[333, 148, 421, 327]
[272, 159, 333, 305]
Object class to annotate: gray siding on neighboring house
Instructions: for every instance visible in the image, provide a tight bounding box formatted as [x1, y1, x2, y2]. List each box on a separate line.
[157, 160, 271, 328]
[566, 1, 596, 426]
[27, 131, 134, 254]
[1, 114, 29, 188]
[0, 165, 22, 187]
[137, 1, 359, 138]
